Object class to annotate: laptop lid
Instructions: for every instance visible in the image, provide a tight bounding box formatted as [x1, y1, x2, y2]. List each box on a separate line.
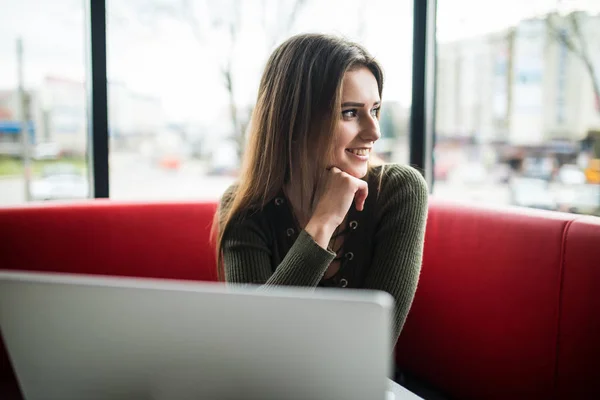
[0, 271, 394, 400]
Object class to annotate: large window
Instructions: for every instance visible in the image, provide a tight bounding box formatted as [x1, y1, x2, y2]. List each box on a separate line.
[9, 1, 597, 216]
[106, 0, 413, 201]
[434, 1, 600, 216]
[0, 0, 90, 206]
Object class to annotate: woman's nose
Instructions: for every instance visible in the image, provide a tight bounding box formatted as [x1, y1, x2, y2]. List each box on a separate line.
[361, 116, 381, 142]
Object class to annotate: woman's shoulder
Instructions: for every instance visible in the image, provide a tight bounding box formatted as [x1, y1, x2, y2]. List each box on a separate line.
[367, 163, 428, 197]
[218, 183, 238, 214]
[367, 163, 429, 222]
[218, 183, 273, 222]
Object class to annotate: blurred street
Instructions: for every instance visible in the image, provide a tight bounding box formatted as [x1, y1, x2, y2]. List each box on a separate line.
[0, 152, 236, 205]
[0, 173, 513, 206]
[1, 152, 598, 217]
[0, 151, 512, 206]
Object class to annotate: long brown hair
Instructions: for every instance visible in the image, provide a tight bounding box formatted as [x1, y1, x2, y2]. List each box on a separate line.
[211, 33, 385, 280]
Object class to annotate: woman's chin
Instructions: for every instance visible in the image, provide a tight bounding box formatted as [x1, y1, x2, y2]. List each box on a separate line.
[341, 163, 368, 179]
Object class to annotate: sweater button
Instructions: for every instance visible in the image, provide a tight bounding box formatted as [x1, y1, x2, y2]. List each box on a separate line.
[275, 197, 284, 206]
[286, 228, 295, 237]
[344, 252, 354, 261]
[339, 278, 348, 287]
[349, 220, 358, 229]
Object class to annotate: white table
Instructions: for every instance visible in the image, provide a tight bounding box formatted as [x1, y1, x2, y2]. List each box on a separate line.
[389, 379, 424, 399]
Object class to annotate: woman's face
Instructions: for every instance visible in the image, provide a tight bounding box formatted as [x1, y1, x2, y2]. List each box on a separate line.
[329, 66, 381, 179]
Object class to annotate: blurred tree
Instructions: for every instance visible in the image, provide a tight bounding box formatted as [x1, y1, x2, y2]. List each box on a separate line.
[140, 0, 307, 160]
[546, 11, 600, 116]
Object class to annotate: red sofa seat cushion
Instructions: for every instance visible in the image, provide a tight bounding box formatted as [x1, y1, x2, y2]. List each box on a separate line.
[0, 201, 218, 282]
[556, 216, 600, 399]
[395, 199, 575, 400]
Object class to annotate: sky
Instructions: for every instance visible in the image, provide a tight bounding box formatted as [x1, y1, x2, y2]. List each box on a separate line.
[437, 0, 600, 41]
[0, 0, 599, 124]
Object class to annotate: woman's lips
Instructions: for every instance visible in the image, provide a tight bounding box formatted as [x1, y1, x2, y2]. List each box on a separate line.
[345, 148, 370, 161]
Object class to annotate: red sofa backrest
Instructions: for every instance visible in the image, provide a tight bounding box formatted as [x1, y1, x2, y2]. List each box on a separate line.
[555, 216, 600, 399]
[0, 201, 218, 281]
[395, 200, 600, 400]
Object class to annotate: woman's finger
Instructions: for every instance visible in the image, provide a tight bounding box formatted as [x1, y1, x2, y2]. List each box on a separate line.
[354, 180, 369, 211]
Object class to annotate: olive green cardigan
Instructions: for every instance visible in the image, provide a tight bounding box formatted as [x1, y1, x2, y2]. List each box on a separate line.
[219, 164, 428, 342]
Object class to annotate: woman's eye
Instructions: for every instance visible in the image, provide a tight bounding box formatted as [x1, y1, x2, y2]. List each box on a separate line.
[342, 109, 357, 118]
[370, 107, 380, 117]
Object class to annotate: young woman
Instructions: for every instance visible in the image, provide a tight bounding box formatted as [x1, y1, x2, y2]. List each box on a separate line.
[213, 33, 428, 344]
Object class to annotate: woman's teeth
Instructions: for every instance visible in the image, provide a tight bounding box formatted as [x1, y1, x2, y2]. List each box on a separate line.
[347, 148, 369, 156]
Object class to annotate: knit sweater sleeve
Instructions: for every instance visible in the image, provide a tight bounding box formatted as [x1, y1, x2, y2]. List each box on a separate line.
[365, 164, 429, 343]
[220, 189, 336, 287]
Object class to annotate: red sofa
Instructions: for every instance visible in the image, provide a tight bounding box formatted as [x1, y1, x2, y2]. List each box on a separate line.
[1, 199, 599, 399]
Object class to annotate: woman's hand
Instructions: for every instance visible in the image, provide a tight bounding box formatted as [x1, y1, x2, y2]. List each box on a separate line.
[305, 167, 368, 249]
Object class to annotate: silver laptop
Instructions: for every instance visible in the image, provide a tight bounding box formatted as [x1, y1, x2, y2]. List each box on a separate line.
[0, 271, 399, 400]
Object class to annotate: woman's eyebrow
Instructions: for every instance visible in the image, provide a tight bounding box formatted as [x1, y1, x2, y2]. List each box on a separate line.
[341, 101, 381, 107]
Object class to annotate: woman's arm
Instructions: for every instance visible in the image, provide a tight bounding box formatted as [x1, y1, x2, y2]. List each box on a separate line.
[221, 167, 369, 287]
[364, 165, 429, 342]
[222, 210, 337, 287]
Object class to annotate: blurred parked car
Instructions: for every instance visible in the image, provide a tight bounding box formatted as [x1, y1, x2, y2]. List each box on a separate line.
[447, 163, 487, 185]
[555, 183, 600, 216]
[208, 141, 239, 176]
[584, 158, 600, 184]
[490, 163, 512, 184]
[32, 142, 61, 160]
[522, 156, 554, 181]
[434, 161, 453, 181]
[557, 164, 586, 185]
[31, 163, 89, 201]
[509, 176, 556, 211]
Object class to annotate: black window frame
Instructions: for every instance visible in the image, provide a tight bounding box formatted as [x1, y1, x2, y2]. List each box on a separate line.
[86, 0, 109, 198]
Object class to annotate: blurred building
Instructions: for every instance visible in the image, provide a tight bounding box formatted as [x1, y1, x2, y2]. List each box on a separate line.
[0, 90, 23, 155]
[0, 89, 41, 156]
[109, 82, 165, 151]
[436, 11, 600, 150]
[436, 33, 505, 143]
[0, 77, 165, 156]
[39, 76, 87, 155]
